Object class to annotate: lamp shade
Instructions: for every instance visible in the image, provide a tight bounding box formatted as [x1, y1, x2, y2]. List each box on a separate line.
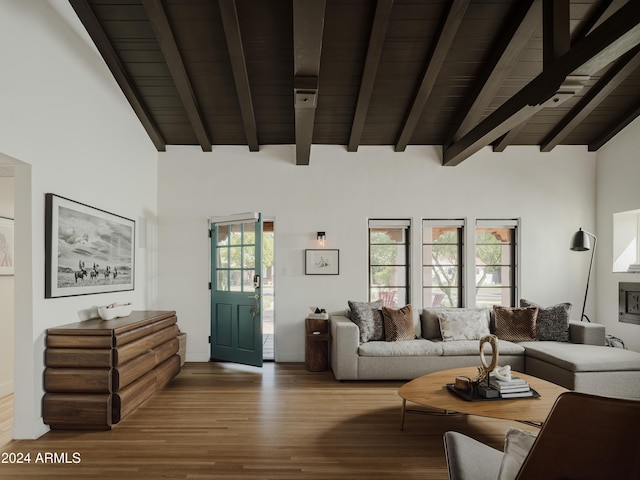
[571, 228, 591, 251]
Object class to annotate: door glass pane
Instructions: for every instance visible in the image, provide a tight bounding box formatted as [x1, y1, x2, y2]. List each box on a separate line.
[217, 225, 229, 246]
[217, 270, 229, 292]
[229, 246, 241, 268]
[243, 246, 255, 268]
[230, 224, 242, 245]
[243, 269, 256, 292]
[218, 247, 228, 268]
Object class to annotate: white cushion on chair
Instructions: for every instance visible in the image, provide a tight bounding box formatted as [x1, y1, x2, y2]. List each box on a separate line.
[497, 428, 537, 480]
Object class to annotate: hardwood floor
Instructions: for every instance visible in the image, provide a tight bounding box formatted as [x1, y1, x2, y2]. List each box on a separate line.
[0, 362, 527, 479]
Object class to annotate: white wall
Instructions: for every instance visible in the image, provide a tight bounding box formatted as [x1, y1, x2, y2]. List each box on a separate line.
[596, 116, 640, 353]
[0, 0, 159, 438]
[158, 144, 597, 362]
[0, 177, 15, 397]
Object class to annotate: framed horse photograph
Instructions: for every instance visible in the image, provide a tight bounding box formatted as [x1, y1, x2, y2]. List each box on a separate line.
[45, 193, 135, 298]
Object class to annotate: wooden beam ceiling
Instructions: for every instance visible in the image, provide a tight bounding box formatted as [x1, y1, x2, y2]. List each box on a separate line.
[444, 0, 640, 166]
[293, 0, 325, 165]
[69, 0, 166, 151]
[589, 97, 640, 151]
[394, 0, 470, 152]
[541, 46, 640, 152]
[218, 0, 259, 152]
[142, 0, 211, 152]
[444, 0, 541, 146]
[348, 0, 394, 153]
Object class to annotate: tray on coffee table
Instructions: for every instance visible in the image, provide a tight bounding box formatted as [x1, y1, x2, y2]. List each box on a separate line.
[446, 383, 541, 402]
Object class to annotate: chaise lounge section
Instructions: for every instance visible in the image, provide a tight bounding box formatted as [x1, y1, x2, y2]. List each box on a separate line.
[330, 306, 640, 399]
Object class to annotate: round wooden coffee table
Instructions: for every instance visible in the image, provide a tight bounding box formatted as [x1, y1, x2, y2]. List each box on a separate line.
[398, 367, 568, 430]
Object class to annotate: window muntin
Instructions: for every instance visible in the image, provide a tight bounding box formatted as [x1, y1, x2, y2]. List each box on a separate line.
[422, 220, 464, 308]
[475, 221, 518, 307]
[369, 220, 410, 308]
[215, 222, 256, 293]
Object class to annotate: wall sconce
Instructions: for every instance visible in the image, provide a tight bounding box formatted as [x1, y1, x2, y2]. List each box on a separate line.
[317, 231, 326, 247]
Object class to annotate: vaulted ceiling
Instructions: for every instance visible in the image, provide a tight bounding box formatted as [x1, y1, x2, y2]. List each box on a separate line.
[70, 0, 640, 165]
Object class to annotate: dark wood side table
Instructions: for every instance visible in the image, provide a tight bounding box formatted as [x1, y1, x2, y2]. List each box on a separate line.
[305, 317, 330, 372]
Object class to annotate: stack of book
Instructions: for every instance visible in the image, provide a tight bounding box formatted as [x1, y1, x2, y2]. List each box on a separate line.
[489, 374, 533, 398]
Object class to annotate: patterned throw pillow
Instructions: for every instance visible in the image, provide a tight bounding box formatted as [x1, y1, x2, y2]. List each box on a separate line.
[437, 310, 490, 342]
[494, 306, 538, 342]
[348, 300, 384, 343]
[519, 299, 570, 342]
[381, 305, 416, 342]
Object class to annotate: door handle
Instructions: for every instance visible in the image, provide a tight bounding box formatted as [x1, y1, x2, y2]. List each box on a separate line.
[248, 294, 260, 300]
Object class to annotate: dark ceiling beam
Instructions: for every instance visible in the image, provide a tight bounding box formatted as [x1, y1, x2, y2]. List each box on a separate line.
[142, 0, 211, 152]
[492, 123, 527, 152]
[69, 0, 166, 151]
[589, 97, 640, 151]
[219, 0, 259, 152]
[293, 0, 325, 165]
[445, 0, 541, 146]
[443, 0, 640, 166]
[543, 0, 570, 67]
[541, 46, 640, 152]
[394, 0, 470, 152]
[571, 0, 616, 43]
[347, 0, 394, 152]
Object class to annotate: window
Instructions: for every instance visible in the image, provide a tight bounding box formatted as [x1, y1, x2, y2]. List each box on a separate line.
[215, 222, 256, 292]
[475, 220, 518, 307]
[422, 220, 464, 308]
[369, 219, 410, 307]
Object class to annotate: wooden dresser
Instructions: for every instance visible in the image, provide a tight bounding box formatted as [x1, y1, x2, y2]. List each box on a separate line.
[43, 310, 181, 430]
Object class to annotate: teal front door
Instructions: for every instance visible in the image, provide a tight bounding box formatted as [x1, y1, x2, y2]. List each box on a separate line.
[210, 213, 263, 367]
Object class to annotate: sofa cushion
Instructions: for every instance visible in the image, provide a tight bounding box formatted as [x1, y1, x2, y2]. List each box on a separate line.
[382, 304, 416, 341]
[521, 342, 640, 372]
[421, 308, 491, 340]
[494, 306, 538, 342]
[438, 309, 490, 342]
[436, 339, 525, 356]
[520, 299, 570, 342]
[358, 339, 443, 357]
[348, 300, 384, 343]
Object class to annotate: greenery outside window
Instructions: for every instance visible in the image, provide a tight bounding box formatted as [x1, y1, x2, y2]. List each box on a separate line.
[422, 219, 464, 308]
[475, 219, 518, 307]
[369, 219, 410, 307]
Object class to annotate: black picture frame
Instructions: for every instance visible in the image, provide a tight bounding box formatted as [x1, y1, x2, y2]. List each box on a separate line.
[305, 249, 339, 275]
[45, 193, 135, 298]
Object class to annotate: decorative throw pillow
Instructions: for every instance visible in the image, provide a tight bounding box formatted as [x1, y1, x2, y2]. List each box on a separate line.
[381, 305, 416, 342]
[497, 428, 538, 480]
[438, 310, 490, 342]
[494, 306, 538, 342]
[348, 300, 384, 343]
[520, 299, 570, 342]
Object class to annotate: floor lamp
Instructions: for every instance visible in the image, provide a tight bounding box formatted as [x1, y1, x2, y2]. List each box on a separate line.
[570, 228, 597, 322]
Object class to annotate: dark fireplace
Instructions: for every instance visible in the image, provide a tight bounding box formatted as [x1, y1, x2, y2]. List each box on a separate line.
[619, 283, 640, 325]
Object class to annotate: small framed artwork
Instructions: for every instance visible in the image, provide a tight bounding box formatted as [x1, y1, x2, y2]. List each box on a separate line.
[45, 193, 135, 298]
[0, 217, 14, 276]
[305, 249, 339, 275]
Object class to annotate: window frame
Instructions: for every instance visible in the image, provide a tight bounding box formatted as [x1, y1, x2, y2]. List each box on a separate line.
[474, 219, 519, 308]
[421, 219, 465, 308]
[368, 219, 411, 307]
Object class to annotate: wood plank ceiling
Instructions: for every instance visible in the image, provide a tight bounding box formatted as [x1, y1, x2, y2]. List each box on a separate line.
[70, 0, 640, 165]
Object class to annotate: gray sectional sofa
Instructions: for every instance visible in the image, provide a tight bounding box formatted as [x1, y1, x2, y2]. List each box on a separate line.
[330, 307, 640, 399]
